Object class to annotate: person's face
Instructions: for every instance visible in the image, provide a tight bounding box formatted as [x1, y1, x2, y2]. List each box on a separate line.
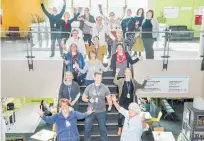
[127, 10, 132, 17]
[125, 69, 131, 78]
[52, 7, 57, 15]
[72, 31, 78, 39]
[71, 44, 77, 52]
[65, 73, 73, 82]
[94, 74, 102, 83]
[61, 103, 69, 114]
[96, 17, 102, 25]
[116, 31, 123, 39]
[109, 12, 115, 20]
[90, 52, 96, 59]
[84, 8, 89, 15]
[93, 37, 99, 45]
[117, 45, 123, 53]
[128, 109, 137, 117]
[147, 11, 153, 19]
[64, 12, 70, 19]
[138, 9, 143, 16]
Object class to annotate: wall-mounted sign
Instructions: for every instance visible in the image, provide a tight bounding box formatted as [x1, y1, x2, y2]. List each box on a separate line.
[140, 76, 189, 93]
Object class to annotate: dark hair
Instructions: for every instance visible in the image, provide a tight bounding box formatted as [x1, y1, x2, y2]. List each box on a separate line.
[147, 10, 154, 18]
[109, 12, 115, 16]
[93, 36, 99, 40]
[136, 8, 144, 18]
[85, 7, 90, 11]
[88, 50, 97, 59]
[116, 43, 124, 49]
[127, 9, 132, 13]
[96, 16, 102, 21]
[94, 71, 102, 77]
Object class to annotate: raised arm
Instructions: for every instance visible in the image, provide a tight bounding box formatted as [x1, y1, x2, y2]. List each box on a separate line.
[127, 53, 140, 64]
[39, 108, 58, 124]
[119, 5, 127, 20]
[134, 76, 148, 89]
[41, 2, 51, 18]
[70, 7, 82, 23]
[112, 95, 128, 117]
[57, 0, 66, 18]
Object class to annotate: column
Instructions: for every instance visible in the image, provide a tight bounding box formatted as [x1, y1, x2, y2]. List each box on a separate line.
[199, 10, 204, 57]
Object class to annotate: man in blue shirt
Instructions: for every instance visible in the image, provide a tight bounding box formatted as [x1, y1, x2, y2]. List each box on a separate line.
[41, 0, 66, 57]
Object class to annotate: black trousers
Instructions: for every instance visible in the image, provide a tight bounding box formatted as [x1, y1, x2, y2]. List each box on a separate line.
[83, 34, 92, 46]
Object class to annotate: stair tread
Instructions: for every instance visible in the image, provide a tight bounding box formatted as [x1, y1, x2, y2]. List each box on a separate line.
[77, 118, 118, 125]
[80, 85, 116, 87]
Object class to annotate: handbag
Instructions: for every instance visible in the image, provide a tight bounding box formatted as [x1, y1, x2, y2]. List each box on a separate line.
[132, 36, 145, 52]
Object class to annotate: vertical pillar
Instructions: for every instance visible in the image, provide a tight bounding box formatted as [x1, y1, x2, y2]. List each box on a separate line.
[199, 9, 204, 57]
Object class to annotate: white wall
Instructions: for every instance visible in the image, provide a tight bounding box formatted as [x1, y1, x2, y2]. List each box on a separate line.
[1, 60, 63, 97]
[133, 60, 204, 98]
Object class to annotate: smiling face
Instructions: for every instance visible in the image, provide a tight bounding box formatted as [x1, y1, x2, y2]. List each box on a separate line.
[60, 102, 69, 114]
[117, 44, 124, 53]
[65, 72, 73, 82]
[96, 17, 102, 25]
[52, 7, 57, 15]
[127, 9, 132, 17]
[147, 11, 153, 19]
[72, 30, 78, 39]
[89, 51, 96, 59]
[93, 36, 99, 45]
[70, 43, 77, 52]
[94, 73, 102, 84]
[109, 12, 115, 20]
[64, 12, 70, 20]
[84, 8, 90, 15]
[128, 109, 137, 117]
[125, 68, 132, 79]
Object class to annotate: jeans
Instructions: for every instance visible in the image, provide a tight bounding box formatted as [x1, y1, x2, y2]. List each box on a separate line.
[85, 80, 94, 86]
[108, 44, 112, 56]
[84, 112, 108, 141]
[51, 31, 63, 55]
[142, 38, 154, 59]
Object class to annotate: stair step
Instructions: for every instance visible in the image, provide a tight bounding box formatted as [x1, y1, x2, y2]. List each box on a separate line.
[77, 118, 118, 126]
[79, 136, 120, 141]
[102, 71, 114, 77]
[102, 77, 114, 85]
[77, 104, 119, 113]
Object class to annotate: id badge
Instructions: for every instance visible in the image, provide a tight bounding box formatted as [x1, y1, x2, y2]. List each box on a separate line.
[66, 121, 71, 127]
[127, 93, 130, 99]
[126, 27, 128, 31]
[73, 64, 75, 69]
[95, 98, 99, 103]
[54, 23, 56, 27]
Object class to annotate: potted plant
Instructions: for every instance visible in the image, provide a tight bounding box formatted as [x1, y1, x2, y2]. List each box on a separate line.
[30, 14, 44, 48]
[157, 12, 167, 23]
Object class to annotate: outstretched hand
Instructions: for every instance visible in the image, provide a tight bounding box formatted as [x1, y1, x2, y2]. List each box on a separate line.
[38, 108, 43, 117]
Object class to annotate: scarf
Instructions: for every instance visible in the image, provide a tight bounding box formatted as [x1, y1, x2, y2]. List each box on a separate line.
[116, 51, 127, 63]
[65, 21, 69, 29]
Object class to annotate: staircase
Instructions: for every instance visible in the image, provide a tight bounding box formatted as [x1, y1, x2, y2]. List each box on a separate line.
[77, 70, 120, 141]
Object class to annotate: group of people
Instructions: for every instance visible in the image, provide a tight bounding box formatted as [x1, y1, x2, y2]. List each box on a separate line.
[40, 0, 159, 60]
[39, 71, 149, 141]
[38, 1, 153, 141]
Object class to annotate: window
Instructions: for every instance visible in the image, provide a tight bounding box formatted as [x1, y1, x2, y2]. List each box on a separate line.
[73, 0, 90, 7]
[126, 0, 148, 15]
[90, 0, 107, 18]
[108, 0, 125, 17]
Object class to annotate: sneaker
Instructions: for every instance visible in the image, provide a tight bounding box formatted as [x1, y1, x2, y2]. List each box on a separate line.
[50, 53, 55, 57]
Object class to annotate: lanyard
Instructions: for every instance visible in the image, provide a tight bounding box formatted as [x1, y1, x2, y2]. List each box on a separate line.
[94, 84, 100, 96]
[126, 81, 130, 94]
[126, 18, 131, 30]
[67, 84, 72, 100]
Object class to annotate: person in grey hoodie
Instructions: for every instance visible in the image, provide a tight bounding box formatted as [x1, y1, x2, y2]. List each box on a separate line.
[141, 10, 159, 59]
[39, 98, 93, 141]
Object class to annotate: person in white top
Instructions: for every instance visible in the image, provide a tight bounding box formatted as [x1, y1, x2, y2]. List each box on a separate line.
[112, 95, 149, 141]
[78, 16, 115, 46]
[65, 29, 86, 57]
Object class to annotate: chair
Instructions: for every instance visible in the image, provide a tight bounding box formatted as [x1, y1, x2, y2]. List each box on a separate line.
[6, 26, 20, 40]
[146, 111, 163, 128]
[154, 127, 164, 132]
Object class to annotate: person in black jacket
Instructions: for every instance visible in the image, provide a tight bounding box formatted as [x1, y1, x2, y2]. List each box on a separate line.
[111, 43, 142, 78]
[41, 0, 66, 57]
[60, 8, 82, 50]
[58, 71, 81, 110]
[78, 8, 95, 46]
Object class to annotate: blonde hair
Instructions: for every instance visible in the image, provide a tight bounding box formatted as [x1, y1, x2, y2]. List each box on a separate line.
[59, 98, 70, 107]
[125, 68, 132, 78]
[69, 43, 78, 52]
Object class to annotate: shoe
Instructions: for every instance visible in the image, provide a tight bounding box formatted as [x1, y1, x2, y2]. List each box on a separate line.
[50, 53, 55, 57]
[107, 54, 111, 59]
[117, 128, 122, 136]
